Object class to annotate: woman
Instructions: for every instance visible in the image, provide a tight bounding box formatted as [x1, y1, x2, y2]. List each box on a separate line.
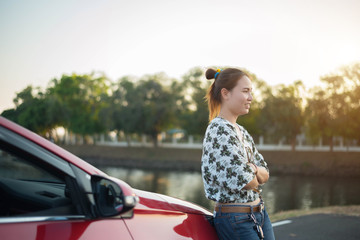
[201, 68, 275, 240]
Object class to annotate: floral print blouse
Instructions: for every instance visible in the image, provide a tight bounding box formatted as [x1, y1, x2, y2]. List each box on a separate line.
[201, 117, 269, 203]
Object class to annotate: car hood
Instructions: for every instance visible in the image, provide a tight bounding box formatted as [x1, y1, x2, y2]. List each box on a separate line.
[133, 189, 213, 216]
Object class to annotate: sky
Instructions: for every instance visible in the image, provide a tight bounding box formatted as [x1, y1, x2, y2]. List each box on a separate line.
[1, 0, 360, 112]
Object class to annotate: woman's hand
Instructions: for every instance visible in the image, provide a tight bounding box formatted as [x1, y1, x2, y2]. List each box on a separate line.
[243, 163, 269, 190]
[255, 166, 269, 184]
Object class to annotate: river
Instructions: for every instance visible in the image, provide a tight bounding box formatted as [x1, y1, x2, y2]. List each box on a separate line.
[99, 166, 360, 215]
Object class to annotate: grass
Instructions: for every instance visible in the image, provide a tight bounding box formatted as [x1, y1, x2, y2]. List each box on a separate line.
[269, 205, 360, 222]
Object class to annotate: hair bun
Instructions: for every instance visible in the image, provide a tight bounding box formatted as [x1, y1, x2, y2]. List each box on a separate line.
[205, 68, 217, 80]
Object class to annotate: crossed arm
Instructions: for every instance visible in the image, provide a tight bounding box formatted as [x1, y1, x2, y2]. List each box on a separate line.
[243, 164, 269, 190]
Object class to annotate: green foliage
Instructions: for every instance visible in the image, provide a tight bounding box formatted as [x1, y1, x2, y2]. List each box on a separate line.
[2, 86, 59, 135]
[108, 73, 183, 146]
[47, 73, 110, 136]
[111, 77, 138, 134]
[305, 63, 360, 149]
[1, 63, 360, 147]
[179, 67, 209, 136]
[259, 81, 304, 149]
[137, 75, 177, 145]
[305, 88, 330, 145]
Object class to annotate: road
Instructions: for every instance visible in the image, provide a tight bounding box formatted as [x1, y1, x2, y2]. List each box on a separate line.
[273, 214, 360, 240]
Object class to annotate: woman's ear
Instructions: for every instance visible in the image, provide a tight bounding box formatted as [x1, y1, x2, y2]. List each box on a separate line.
[221, 88, 230, 100]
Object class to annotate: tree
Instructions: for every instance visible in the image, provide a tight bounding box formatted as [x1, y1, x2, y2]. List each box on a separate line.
[136, 73, 178, 146]
[179, 67, 209, 137]
[259, 81, 304, 150]
[112, 77, 142, 145]
[340, 63, 360, 146]
[1, 86, 59, 136]
[306, 62, 360, 150]
[305, 88, 332, 147]
[48, 73, 111, 142]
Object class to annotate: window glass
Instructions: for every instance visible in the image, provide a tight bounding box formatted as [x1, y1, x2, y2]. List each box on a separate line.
[0, 148, 62, 183]
[0, 143, 77, 217]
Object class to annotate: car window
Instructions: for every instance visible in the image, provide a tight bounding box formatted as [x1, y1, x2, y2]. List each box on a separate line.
[0, 143, 79, 218]
[0, 148, 62, 183]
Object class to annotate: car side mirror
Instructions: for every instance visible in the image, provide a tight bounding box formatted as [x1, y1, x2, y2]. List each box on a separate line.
[91, 175, 138, 217]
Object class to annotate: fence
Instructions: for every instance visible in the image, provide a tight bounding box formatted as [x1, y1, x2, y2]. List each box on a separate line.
[91, 134, 360, 152]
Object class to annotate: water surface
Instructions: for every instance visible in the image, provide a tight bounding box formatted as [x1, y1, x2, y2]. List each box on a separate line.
[100, 166, 360, 214]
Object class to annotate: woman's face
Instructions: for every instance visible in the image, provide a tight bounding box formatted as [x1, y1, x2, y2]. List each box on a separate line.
[223, 76, 253, 116]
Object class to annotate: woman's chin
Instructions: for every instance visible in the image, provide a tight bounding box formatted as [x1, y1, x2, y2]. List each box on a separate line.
[239, 109, 250, 116]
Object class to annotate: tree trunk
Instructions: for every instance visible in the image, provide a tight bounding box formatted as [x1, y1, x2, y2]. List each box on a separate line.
[125, 134, 131, 147]
[329, 136, 334, 152]
[291, 137, 296, 151]
[152, 133, 158, 148]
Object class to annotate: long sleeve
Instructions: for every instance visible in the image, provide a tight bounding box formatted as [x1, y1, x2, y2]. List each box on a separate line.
[240, 126, 269, 172]
[201, 118, 259, 203]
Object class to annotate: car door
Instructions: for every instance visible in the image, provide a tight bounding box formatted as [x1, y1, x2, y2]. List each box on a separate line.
[0, 125, 133, 240]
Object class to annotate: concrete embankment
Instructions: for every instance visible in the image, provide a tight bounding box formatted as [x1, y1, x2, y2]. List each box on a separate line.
[61, 145, 360, 176]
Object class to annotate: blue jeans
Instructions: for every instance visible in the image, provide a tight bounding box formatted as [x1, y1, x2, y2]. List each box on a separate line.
[214, 205, 275, 240]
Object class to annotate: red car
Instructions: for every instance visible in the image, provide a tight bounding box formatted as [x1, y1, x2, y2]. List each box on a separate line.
[0, 116, 218, 240]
